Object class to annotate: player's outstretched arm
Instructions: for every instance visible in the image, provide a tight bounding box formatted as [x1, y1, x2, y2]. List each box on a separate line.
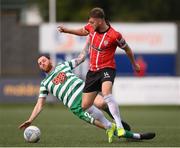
[18, 98, 46, 130]
[67, 38, 90, 70]
[58, 25, 89, 36]
[77, 37, 90, 64]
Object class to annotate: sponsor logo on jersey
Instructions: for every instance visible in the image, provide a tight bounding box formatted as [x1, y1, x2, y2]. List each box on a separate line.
[91, 45, 102, 51]
[52, 72, 67, 85]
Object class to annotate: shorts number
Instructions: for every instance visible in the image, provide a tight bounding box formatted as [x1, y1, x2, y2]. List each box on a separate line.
[84, 112, 92, 118]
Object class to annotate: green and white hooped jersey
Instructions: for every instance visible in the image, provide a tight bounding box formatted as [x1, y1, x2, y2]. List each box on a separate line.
[39, 60, 84, 108]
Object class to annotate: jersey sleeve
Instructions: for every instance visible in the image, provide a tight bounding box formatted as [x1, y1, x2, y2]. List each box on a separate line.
[116, 32, 127, 49]
[84, 23, 93, 33]
[38, 82, 49, 98]
[64, 60, 76, 70]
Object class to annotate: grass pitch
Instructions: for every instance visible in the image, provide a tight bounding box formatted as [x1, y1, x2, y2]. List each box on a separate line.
[0, 104, 180, 147]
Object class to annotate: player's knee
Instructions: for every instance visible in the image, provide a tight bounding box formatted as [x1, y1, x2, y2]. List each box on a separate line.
[102, 92, 111, 97]
[82, 99, 94, 111]
[81, 102, 93, 111]
[81, 104, 89, 111]
[94, 101, 107, 109]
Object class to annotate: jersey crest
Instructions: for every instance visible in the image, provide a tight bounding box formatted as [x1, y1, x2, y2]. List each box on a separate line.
[103, 40, 108, 46]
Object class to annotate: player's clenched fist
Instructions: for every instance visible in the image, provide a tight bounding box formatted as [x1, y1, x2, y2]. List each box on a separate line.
[57, 25, 67, 33]
[133, 63, 141, 73]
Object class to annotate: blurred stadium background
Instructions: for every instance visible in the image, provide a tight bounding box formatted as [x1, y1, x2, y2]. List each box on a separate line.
[0, 0, 180, 147]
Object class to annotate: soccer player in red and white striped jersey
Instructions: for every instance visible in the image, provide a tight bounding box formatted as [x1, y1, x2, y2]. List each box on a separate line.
[58, 7, 140, 140]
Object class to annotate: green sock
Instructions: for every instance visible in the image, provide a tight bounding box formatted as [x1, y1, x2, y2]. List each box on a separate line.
[124, 130, 141, 139]
[124, 130, 134, 138]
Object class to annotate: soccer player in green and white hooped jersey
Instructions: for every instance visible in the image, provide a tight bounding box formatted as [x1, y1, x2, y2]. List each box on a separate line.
[19, 55, 117, 143]
[19, 55, 155, 143]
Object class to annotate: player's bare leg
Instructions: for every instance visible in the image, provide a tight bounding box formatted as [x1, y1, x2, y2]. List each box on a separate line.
[82, 91, 97, 110]
[94, 94, 106, 108]
[87, 103, 117, 143]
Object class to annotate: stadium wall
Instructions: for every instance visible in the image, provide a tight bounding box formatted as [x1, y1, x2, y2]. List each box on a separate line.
[177, 24, 180, 76]
[0, 77, 180, 104]
[0, 78, 40, 103]
[0, 13, 39, 77]
[113, 77, 180, 105]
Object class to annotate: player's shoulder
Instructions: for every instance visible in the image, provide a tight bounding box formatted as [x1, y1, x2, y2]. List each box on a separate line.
[41, 70, 55, 85]
[56, 62, 63, 67]
[108, 26, 122, 39]
[54, 63, 68, 72]
[56, 61, 73, 71]
[40, 79, 46, 86]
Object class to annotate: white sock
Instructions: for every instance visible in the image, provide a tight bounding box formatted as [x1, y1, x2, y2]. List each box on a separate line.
[133, 133, 141, 139]
[87, 105, 112, 129]
[104, 94, 123, 129]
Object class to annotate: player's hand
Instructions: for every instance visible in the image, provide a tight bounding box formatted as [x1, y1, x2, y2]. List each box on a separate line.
[57, 25, 67, 33]
[133, 63, 140, 73]
[19, 120, 32, 130]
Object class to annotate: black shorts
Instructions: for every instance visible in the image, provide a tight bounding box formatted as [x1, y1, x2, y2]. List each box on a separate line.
[83, 68, 116, 93]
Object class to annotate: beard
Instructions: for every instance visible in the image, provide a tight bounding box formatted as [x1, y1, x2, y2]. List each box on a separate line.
[43, 64, 53, 73]
[94, 26, 100, 32]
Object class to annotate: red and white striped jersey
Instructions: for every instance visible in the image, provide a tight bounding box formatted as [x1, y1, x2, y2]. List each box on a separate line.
[84, 23, 127, 71]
